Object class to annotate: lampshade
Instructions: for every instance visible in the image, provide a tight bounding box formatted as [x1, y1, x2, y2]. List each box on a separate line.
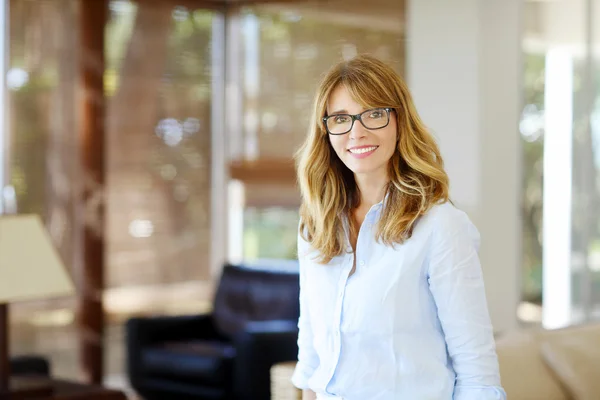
[0, 214, 75, 303]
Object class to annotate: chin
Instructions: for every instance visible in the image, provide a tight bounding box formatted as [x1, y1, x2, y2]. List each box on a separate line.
[345, 162, 381, 175]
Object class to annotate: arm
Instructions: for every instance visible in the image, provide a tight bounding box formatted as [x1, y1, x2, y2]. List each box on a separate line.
[303, 389, 317, 400]
[427, 209, 506, 400]
[126, 314, 218, 343]
[291, 233, 320, 391]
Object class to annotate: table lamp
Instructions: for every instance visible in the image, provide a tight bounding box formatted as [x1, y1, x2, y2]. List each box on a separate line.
[0, 214, 76, 397]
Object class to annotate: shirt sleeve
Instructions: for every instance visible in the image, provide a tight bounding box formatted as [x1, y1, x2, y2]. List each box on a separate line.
[427, 207, 507, 400]
[291, 232, 319, 390]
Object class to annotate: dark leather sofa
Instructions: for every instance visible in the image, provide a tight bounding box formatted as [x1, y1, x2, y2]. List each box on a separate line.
[126, 262, 300, 400]
[11, 355, 51, 376]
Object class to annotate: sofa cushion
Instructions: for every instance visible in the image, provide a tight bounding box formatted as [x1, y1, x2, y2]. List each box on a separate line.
[540, 324, 600, 400]
[496, 331, 569, 400]
[142, 340, 236, 386]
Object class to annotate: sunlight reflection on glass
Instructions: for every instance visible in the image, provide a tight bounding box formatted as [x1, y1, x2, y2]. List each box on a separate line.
[155, 118, 183, 146]
[129, 219, 154, 238]
[172, 6, 189, 22]
[160, 164, 177, 181]
[6, 67, 29, 90]
[108, 0, 134, 14]
[182, 117, 201, 134]
[520, 103, 545, 143]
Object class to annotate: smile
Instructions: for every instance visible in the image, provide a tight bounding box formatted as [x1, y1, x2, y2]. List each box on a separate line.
[348, 146, 378, 154]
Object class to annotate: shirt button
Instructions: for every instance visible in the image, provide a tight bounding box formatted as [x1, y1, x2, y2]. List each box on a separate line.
[359, 260, 365, 267]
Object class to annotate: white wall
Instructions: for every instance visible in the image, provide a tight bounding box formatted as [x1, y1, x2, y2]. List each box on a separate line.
[407, 0, 522, 332]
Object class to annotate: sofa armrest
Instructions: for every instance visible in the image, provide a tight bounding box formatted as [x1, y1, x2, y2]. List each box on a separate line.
[231, 320, 299, 400]
[125, 313, 219, 389]
[126, 314, 219, 344]
[10, 355, 51, 376]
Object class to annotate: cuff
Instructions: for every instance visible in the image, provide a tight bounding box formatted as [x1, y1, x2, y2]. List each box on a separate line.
[290, 362, 316, 390]
[454, 386, 507, 400]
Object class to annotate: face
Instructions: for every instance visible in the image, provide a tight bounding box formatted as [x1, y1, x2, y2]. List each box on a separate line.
[326, 84, 397, 181]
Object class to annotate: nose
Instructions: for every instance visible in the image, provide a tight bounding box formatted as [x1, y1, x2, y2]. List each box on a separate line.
[348, 118, 367, 140]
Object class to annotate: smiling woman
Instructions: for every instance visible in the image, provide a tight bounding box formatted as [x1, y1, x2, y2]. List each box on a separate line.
[292, 54, 506, 400]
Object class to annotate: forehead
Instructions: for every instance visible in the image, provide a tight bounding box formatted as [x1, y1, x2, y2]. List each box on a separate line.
[326, 84, 367, 114]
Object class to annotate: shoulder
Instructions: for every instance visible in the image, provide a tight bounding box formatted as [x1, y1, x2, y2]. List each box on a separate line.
[421, 201, 472, 229]
[297, 222, 322, 262]
[418, 201, 480, 249]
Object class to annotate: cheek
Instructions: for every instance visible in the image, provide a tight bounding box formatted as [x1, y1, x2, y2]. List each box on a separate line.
[329, 137, 347, 157]
[381, 127, 398, 151]
[378, 131, 398, 164]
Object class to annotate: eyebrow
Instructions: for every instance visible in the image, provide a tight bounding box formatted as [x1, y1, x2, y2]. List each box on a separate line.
[328, 109, 348, 115]
[329, 108, 365, 115]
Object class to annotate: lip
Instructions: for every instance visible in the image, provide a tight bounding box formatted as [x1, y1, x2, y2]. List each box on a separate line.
[347, 145, 378, 159]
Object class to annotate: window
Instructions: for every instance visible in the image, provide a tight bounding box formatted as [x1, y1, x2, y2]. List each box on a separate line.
[106, 1, 216, 286]
[520, 0, 600, 327]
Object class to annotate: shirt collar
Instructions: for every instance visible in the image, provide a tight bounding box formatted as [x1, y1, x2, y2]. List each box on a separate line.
[371, 190, 390, 212]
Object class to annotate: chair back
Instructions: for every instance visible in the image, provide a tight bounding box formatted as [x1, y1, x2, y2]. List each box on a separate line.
[213, 263, 300, 336]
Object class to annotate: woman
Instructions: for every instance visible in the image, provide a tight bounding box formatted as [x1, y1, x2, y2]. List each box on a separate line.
[291, 54, 506, 400]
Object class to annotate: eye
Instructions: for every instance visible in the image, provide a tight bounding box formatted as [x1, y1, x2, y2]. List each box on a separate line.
[367, 109, 384, 119]
[333, 115, 351, 124]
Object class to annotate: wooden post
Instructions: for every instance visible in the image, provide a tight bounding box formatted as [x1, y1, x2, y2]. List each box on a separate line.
[78, 0, 107, 384]
[0, 304, 8, 390]
[0, 0, 10, 391]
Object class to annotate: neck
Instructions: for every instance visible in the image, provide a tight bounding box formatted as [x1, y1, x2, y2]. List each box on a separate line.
[354, 171, 389, 210]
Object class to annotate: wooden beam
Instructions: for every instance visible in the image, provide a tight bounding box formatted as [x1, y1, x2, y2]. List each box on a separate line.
[229, 158, 297, 185]
[244, 183, 301, 208]
[78, 0, 108, 385]
[140, 0, 226, 12]
[261, 0, 405, 34]
[140, 0, 318, 12]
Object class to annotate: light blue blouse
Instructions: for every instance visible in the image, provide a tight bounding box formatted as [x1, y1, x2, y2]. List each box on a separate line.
[291, 201, 506, 399]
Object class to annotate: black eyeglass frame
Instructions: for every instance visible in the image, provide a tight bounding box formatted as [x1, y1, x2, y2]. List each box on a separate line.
[322, 107, 394, 135]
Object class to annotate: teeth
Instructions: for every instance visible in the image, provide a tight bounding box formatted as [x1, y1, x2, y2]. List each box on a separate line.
[349, 146, 377, 154]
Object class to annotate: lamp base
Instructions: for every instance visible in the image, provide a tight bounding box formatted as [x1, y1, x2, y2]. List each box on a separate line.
[0, 376, 54, 399]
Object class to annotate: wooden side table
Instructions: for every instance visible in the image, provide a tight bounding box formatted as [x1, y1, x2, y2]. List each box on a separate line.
[270, 361, 301, 400]
[45, 379, 128, 399]
[0, 378, 128, 400]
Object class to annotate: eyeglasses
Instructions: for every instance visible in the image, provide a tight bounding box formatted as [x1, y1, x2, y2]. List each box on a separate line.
[322, 107, 394, 135]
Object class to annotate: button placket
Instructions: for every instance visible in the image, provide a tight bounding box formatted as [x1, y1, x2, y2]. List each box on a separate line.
[329, 257, 350, 382]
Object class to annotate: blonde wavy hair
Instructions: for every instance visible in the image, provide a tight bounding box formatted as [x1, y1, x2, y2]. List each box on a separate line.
[296, 54, 450, 263]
